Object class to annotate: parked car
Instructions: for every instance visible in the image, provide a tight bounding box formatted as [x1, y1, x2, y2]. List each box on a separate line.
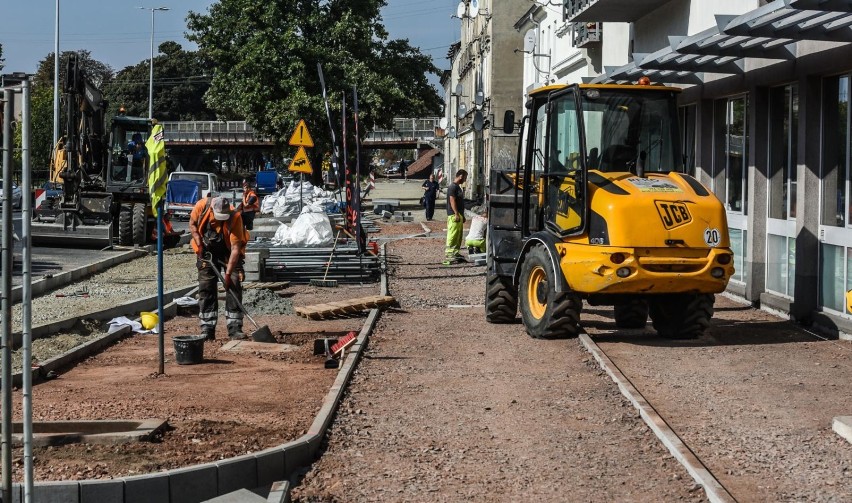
[0, 180, 22, 209]
[386, 162, 401, 175]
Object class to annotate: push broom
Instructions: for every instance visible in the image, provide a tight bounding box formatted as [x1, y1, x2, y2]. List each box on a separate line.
[310, 229, 341, 287]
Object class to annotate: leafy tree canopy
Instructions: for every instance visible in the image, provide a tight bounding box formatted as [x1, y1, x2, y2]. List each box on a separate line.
[33, 50, 114, 89]
[186, 0, 442, 154]
[104, 41, 216, 121]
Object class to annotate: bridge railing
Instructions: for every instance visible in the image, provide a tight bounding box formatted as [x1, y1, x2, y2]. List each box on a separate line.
[159, 121, 273, 143]
[364, 117, 441, 142]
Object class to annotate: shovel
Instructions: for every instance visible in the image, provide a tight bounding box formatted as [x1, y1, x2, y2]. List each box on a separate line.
[204, 253, 275, 343]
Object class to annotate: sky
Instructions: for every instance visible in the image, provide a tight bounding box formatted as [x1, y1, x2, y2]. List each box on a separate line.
[1, 0, 460, 91]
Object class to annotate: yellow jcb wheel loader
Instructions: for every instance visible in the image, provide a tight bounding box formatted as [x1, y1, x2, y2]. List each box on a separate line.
[486, 83, 734, 339]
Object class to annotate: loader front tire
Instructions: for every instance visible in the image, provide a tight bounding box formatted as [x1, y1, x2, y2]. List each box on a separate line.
[648, 293, 714, 339]
[118, 204, 133, 246]
[614, 299, 648, 328]
[132, 203, 147, 246]
[518, 246, 581, 339]
[485, 272, 517, 323]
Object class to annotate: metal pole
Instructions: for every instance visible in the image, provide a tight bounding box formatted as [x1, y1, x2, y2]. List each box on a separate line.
[157, 204, 164, 374]
[2, 88, 14, 503]
[53, 0, 60, 147]
[21, 80, 34, 503]
[148, 8, 155, 119]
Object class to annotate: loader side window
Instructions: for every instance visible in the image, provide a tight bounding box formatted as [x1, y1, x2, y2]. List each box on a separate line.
[544, 92, 584, 236]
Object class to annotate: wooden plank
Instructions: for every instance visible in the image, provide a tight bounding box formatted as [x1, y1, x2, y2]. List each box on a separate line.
[295, 295, 395, 319]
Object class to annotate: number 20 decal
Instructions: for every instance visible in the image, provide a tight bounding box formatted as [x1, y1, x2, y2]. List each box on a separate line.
[704, 228, 721, 247]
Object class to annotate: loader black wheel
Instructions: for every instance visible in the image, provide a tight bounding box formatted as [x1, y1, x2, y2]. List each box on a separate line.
[613, 299, 648, 328]
[648, 293, 714, 339]
[118, 204, 133, 246]
[485, 272, 517, 323]
[518, 246, 581, 339]
[132, 203, 147, 246]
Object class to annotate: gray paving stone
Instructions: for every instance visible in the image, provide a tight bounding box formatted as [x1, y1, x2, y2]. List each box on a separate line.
[169, 463, 218, 503]
[254, 448, 285, 488]
[80, 479, 124, 503]
[203, 488, 265, 502]
[32, 480, 79, 503]
[216, 454, 257, 496]
[124, 473, 169, 503]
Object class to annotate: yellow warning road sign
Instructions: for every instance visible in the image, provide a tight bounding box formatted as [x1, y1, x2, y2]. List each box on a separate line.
[288, 119, 314, 147]
[288, 146, 313, 174]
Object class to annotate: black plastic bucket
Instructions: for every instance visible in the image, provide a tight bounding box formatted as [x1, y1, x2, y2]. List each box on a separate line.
[173, 335, 206, 365]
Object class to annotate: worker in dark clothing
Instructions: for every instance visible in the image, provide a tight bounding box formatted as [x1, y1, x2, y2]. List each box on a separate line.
[421, 173, 440, 221]
[189, 196, 249, 341]
[241, 179, 260, 230]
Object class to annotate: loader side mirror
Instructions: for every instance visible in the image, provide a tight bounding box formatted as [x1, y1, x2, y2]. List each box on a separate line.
[503, 110, 515, 134]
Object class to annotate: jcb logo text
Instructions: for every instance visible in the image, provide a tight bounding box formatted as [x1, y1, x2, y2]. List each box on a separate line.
[655, 201, 692, 230]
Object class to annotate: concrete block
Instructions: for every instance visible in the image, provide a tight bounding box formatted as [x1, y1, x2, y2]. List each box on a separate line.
[124, 473, 169, 503]
[245, 272, 261, 282]
[833, 416, 852, 444]
[32, 480, 80, 503]
[7, 484, 22, 503]
[80, 478, 124, 503]
[203, 488, 265, 502]
[255, 448, 285, 488]
[169, 463, 218, 503]
[266, 481, 290, 503]
[217, 454, 257, 496]
[282, 435, 317, 474]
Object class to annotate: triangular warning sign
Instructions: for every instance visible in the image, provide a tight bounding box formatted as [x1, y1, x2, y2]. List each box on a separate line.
[288, 146, 313, 174]
[288, 119, 314, 147]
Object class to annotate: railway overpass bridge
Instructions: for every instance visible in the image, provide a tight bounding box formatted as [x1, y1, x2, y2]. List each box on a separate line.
[159, 117, 442, 150]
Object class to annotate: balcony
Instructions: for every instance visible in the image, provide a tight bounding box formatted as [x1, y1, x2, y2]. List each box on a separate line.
[572, 22, 601, 48]
[563, 0, 672, 23]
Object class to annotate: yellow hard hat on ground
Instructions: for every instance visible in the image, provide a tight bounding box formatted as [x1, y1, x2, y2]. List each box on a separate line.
[140, 312, 159, 330]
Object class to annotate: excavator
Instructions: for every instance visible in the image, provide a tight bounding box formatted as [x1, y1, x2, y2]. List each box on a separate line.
[486, 81, 734, 339]
[33, 52, 177, 248]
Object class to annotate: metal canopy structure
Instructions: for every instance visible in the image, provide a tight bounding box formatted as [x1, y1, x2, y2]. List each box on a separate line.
[591, 0, 852, 85]
[563, 0, 671, 23]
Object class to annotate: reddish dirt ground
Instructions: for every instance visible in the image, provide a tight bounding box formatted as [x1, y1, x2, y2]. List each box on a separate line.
[7, 283, 377, 482]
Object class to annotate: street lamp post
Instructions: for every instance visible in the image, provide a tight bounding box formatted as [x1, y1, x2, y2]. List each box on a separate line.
[140, 6, 169, 119]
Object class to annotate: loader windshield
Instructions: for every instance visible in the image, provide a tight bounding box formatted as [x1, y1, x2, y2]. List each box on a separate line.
[580, 88, 681, 174]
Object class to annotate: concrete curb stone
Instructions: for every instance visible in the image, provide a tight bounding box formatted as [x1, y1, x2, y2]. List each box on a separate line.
[168, 463, 218, 503]
[79, 479, 124, 503]
[216, 454, 258, 496]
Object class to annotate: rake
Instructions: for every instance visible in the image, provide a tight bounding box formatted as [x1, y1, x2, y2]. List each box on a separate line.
[310, 229, 341, 287]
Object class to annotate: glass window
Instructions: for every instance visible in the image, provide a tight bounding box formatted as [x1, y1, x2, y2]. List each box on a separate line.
[548, 95, 581, 175]
[768, 85, 798, 220]
[544, 92, 584, 235]
[580, 88, 681, 173]
[171, 173, 210, 190]
[767, 233, 796, 297]
[679, 105, 697, 176]
[722, 96, 748, 213]
[820, 243, 844, 312]
[821, 76, 848, 227]
[729, 228, 747, 283]
[532, 101, 548, 174]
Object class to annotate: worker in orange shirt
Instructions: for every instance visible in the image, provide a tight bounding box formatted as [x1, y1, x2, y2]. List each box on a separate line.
[189, 196, 249, 340]
[241, 178, 260, 230]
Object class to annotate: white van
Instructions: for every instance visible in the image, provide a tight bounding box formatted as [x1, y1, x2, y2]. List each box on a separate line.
[165, 171, 219, 220]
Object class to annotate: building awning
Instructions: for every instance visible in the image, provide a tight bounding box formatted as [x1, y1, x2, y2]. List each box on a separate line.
[564, 0, 671, 23]
[592, 0, 852, 85]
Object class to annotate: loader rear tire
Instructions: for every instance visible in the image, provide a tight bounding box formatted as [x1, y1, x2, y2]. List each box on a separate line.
[118, 204, 133, 246]
[132, 203, 147, 246]
[648, 293, 714, 339]
[485, 272, 517, 323]
[518, 246, 581, 339]
[614, 299, 648, 328]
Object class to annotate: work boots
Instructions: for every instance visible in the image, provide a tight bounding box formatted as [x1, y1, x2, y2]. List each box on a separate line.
[203, 328, 216, 341]
[228, 326, 247, 340]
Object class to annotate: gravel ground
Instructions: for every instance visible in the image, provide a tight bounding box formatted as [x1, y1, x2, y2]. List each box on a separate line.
[11, 320, 105, 374]
[226, 288, 294, 315]
[291, 224, 702, 502]
[11, 247, 197, 333]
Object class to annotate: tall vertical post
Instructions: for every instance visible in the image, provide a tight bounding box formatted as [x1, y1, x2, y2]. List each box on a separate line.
[157, 203, 164, 375]
[148, 8, 155, 119]
[21, 79, 34, 503]
[2, 88, 15, 503]
[53, 0, 60, 147]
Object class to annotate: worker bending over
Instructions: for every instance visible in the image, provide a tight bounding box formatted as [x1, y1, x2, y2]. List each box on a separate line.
[190, 196, 249, 340]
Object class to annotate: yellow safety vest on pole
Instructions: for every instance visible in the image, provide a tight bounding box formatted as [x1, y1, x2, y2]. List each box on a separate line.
[146, 123, 167, 216]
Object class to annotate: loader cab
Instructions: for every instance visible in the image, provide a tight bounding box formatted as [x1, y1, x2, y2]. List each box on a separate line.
[524, 84, 683, 238]
[107, 116, 152, 192]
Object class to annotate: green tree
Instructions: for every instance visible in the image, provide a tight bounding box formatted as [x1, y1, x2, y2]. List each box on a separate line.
[186, 0, 442, 160]
[33, 50, 114, 89]
[104, 41, 216, 121]
[12, 85, 54, 181]
[0, 43, 4, 72]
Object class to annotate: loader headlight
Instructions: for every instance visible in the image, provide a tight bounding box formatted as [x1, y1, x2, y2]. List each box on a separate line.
[716, 254, 732, 265]
[711, 267, 725, 278]
[616, 267, 632, 278]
